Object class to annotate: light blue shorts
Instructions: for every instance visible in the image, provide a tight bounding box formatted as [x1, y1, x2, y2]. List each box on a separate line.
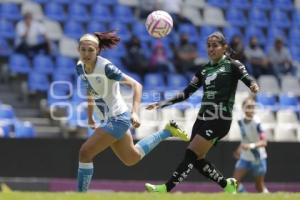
[99, 112, 131, 139]
[235, 158, 267, 177]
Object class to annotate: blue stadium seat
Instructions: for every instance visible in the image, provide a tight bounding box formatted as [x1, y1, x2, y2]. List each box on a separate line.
[207, 0, 228, 9]
[252, 0, 272, 10]
[144, 73, 165, 90]
[49, 75, 72, 98]
[67, 104, 88, 128]
[33, 55, 54, 75]
[292, 11, 300, 29]
[249, 8, 269, 27]
[28, 72, 50, 92]
[270, 10, 291, 29]
[73, 0, 94, 5]
[0, 123, 11, 138]
[68, 3, 90, 23]
[33, 0, 48, 4]
[178, 24, 198, 44]
[52, 0, 70, 5]
[199, 26, 218, 38]
[55, 56, 76, 75]
[229, 0, 251, 10]
[109, 22, 131, 42]
[226, 8, 247, 27]
[87, 21, 106, 33]
[273, 0, 294, 11]
[288, 28, 300, 46]
[0, 37, 12, 56]
[125, 72, 142, 84]
[113, 5, 135, 24]
[9, 54, 32, 75]
[132, 22, 152, 43]
[64, 20, 85, 40]
[223, 26, 242, 42]
[245, 25, 266, 46]
[95, 0, 118, 6]
[0, 3, 22, 21]
[256, 94, 277, 110]
[266, 27, 286, 51]
[166, 74, 188, 90]
[0, 105, 15, 121]
[0, 19, 15, 39]
[91, 5, 113, 23]
[45, 2, 67, 22]
[14, 121, 36, 138]
[290, 46, 300, 61]
[279, 94, 299, 110]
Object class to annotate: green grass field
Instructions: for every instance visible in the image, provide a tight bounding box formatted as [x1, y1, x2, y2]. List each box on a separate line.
[1, 192, 300, 200]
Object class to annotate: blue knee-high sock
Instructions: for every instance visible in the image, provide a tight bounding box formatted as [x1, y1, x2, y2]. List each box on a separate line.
[135, 130, 171, 158]
[77, 162, 93, 192]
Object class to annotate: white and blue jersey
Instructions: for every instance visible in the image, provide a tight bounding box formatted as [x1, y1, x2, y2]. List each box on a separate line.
[235, 117, 267, 176]
[76, 56, 130, 139]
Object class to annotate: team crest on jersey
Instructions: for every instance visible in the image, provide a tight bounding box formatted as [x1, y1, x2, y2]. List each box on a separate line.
[218, 66, 225, 72]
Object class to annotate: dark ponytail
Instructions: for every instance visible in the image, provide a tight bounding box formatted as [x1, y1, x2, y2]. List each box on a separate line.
[93, 31, 120, 50]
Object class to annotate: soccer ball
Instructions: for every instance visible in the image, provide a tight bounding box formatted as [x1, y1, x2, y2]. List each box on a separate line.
[145, 10, 173, 38]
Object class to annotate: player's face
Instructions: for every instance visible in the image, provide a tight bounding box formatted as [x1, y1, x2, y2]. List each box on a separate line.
[78, 41, 99, 65]
[243, 101, 256, 120]
[207, 36, 226, 63]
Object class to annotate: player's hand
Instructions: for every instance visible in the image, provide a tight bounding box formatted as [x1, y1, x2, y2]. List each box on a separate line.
[131, 112, 141, 128]
[250, 83, 259, 94]
[146, 102, 160, 110]
[88, 118, 96, 129]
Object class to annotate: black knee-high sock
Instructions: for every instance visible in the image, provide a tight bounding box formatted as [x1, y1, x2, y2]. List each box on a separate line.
[194, 159, 227, 188]
[165, 149, 197, 192]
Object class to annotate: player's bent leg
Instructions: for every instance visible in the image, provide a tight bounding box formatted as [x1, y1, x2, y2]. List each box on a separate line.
[78, 128, 117, 192]
[111, 131, 141, 166]
[134, 121, 188, 159]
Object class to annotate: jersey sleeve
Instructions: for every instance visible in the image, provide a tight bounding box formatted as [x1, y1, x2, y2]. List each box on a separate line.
[189, 69, 204, 89]
[231, 59, 255, 87]
[104, 63, 124, 81]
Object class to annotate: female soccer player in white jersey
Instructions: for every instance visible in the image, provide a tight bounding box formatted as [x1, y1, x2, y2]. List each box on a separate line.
[233, 96, 269, 193]
[76, 31, 188, 192]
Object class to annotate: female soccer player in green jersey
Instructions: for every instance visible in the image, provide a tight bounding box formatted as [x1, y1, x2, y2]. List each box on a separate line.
[145, 32, 260, 194]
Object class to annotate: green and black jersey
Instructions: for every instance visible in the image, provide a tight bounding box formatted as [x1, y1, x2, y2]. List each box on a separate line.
[159, 56, 255, 116]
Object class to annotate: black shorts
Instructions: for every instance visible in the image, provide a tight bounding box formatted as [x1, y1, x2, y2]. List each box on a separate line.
[190, 111, 232, 142]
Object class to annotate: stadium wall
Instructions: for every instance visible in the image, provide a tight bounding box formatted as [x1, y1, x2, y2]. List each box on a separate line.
[0, 139, 299, 182]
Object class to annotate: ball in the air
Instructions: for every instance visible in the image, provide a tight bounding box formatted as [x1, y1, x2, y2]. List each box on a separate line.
[145, 10, 173, 38]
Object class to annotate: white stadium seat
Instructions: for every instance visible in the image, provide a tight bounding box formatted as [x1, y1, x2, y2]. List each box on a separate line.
[281, 75, 300, 96]
[258, 75, 280, 95]
[44, 19, 63, 41]
[274, 124, 297, 142]
[59, 37, 79, 58]
[203, 6, 228, 27]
